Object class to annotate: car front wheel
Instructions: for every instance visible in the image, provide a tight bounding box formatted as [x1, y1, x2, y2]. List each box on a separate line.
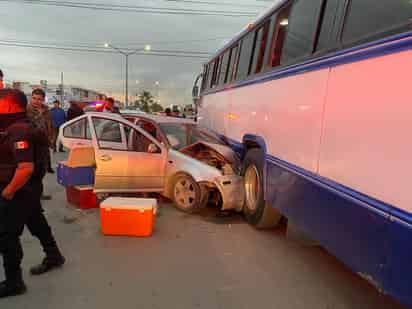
[173, 174, 202, 213]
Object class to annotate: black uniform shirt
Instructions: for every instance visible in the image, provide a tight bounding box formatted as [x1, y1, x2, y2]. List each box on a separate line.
[0, 114, 35, 191]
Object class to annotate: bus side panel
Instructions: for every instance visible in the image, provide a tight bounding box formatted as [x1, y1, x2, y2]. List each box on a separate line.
[198, 90, 231, 137]
[385, 218, 412, 308]
[319, 48, 412, 307]
[266, 158, 389, 290]
[226, 69, 329, 173]
[319, 49, 412, 215]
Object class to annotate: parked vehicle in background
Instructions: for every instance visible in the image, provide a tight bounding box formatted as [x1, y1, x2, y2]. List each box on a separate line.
[193, 0, 412, 307]
[119, 109, 146, 115]
[183, 104, 195, 119]
[170, 104, 181, 117]
[58, 112, 244, 213]
[83, 100, 105, 112]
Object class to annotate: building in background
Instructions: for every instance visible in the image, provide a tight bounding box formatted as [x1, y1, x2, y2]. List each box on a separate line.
[12, 80, 106, 109]
[12, 81, 32, 94]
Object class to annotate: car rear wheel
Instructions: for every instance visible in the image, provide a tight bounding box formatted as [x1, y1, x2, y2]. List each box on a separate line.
[242, 148, 282, 228]
[173, 174, 202, 213]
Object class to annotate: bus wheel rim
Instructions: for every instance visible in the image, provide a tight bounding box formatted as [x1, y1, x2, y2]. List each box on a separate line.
[244, 165, 260, 213]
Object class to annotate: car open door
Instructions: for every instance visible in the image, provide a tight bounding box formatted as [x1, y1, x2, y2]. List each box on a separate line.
[59, 115, 93, 149]
[90, 115, 167, 193]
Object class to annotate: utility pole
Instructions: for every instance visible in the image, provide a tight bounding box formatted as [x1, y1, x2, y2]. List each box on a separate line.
[60, 72, 64, 106]
[155, 81, 160, 103]
[125, 55, 128, 107]
[104, 43, 151, 108]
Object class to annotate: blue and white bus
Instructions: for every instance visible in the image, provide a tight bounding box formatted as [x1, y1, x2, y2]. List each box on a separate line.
[193, 0, 412, 307]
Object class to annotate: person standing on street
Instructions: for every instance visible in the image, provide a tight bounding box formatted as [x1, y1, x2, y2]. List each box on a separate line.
[0, 89, 35, 297]
[27, 89, 55, 174]
[0, 69, 4, 90]
[0, 90, 65, 293]
[66, 100, 84, 121]
[26, 94, 66, 276]
[165, 107, 172, 117]
[27, 89, 54, 202]
[101, 97, 120, 113]
[50, 100, 66, 152]
[0, 89, 65, 297]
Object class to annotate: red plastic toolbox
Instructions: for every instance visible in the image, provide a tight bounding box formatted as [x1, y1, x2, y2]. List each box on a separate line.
[66, 186, 98, 209]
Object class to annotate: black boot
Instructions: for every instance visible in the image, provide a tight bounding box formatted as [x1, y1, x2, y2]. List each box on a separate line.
[30, 247, 65, 276]
[0, 270, 27, 298]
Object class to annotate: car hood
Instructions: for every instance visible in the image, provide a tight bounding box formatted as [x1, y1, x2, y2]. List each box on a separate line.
[179, 141, 240, 174]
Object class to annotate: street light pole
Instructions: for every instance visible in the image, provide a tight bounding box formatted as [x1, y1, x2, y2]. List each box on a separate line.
[155, 81, 160, 103]
[125, 54, 128, 107]
[104, 43, 151, 108]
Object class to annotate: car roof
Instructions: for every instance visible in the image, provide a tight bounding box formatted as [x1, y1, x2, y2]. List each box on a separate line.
[85, 111, 124, 118]
[120, 109, 146, 114]
[121, 113, 195, 125]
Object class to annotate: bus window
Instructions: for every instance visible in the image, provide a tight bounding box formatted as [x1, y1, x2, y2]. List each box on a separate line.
[200, 64, 209, 92]
[218, 50, 231, 85]
[206, 60, 214, 89]
[262, 14, 277, 70]
[227, 44, 239, 83]
[342, 0, 412, 45]
[315, 0, 345, 53]
[280, 0, 324, 65]
[210, 57, 221, 88]
[235, 31, 255, 81]
[269, 4, 292, 67]
[251, 20, 270, 74]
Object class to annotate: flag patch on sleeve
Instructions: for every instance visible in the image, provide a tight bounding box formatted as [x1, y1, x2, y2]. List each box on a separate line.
[15, 141, 29, 150]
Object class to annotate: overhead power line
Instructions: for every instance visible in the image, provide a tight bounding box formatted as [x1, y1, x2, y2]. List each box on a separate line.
[0, 36, 230, 49]
[0, 41, 210, 59]
[0, 39, 213, 55]
[28, 0, 256, 14]
[0, 0, 259, 17]
[162, 0, 267, 9]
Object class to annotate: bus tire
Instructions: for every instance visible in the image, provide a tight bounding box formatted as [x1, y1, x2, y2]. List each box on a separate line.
[242, 148, 282, 229]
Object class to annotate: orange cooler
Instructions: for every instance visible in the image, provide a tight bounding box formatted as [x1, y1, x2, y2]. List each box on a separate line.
[100, 198, 156, 237]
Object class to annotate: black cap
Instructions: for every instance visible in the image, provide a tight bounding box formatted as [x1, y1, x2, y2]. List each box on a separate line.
[0, 69, 3, 78]
[0, 88, 28, 109]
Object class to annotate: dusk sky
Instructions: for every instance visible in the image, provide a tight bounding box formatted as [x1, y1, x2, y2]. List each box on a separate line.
[0, 0, 275, 106]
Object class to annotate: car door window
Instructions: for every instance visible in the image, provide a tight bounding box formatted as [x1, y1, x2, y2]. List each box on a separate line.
[124, 125, 161, 153]
[136, 120, 161, 142]
[92, 117, 125, 150]
[63, 118, 91, 140]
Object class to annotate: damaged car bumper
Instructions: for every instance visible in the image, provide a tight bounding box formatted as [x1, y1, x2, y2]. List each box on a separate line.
[214, 174, 244, 211]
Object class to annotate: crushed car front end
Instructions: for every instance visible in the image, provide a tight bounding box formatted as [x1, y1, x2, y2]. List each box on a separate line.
[178, 141, 245, 211]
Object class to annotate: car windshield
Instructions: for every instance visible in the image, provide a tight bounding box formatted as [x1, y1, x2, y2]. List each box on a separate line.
[159, 123, 224, 150]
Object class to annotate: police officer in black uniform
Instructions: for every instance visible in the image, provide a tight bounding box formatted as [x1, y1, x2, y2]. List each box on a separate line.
[0, 89, 36, 297]
[0, 89, 65, 298]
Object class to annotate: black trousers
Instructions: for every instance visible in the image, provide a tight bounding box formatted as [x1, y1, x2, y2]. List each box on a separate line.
[27, 178, 61, 261]
[45, 148, 52, 171]
[0, 191, 37, 282]
[0, 184, 61, 282]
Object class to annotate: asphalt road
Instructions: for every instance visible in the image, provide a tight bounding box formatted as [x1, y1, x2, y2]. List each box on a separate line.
[0, 153, 407, 309]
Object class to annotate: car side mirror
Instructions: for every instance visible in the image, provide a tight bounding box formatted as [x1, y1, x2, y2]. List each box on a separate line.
[148, 143, 160, 154]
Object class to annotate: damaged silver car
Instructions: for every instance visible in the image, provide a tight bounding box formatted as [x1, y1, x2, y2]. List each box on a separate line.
[58, 112, 244, 212]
